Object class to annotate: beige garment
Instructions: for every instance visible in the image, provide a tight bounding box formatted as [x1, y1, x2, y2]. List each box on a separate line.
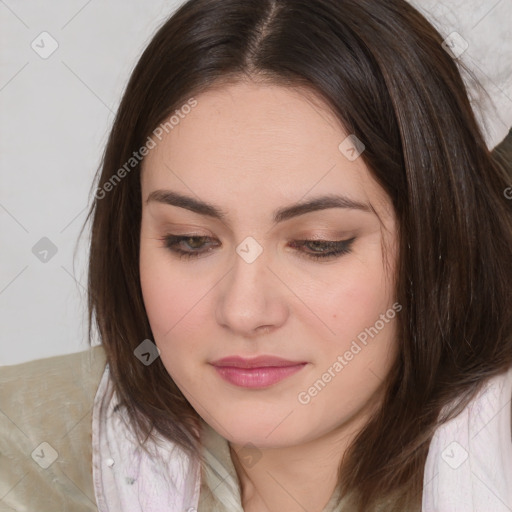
[0, 344, 107, 512]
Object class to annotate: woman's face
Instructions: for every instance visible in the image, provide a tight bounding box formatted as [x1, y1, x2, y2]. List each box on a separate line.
[139, 81, 399, 448]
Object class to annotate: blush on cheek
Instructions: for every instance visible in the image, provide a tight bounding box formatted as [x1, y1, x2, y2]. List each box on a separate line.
[329, 289, 393, 347]
[331, 281, 382, 316]
[140, 271, 214, 348]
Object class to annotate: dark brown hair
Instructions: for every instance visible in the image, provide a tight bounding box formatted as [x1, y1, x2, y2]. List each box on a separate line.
[80, 0, 512, 509]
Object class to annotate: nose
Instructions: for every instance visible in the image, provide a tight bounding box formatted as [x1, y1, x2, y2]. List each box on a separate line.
[215, 247, 289, 337]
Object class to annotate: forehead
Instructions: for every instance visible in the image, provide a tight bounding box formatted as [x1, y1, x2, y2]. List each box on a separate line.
[141, 81, 392, 222]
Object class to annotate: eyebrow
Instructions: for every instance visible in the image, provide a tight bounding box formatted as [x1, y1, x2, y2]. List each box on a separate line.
[146, 189, 374, 223]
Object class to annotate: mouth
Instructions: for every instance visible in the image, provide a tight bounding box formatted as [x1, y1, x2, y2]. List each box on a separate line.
[210, 356, 308, 388]
[210, 355, 306, 368]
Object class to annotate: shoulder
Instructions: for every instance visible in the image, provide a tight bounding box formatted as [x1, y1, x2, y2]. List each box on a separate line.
[0, 344, 107, 512]
[422, 366, 512, 511]
[0, 343, 107, 387]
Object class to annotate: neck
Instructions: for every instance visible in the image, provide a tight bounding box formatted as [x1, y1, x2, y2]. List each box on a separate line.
[228, 404, 377, 512]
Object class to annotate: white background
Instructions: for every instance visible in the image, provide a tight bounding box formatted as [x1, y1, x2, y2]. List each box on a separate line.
[1, 0, 511, 365]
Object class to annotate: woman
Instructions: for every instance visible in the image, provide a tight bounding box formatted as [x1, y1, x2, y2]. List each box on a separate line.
[2, 0, 512, 511]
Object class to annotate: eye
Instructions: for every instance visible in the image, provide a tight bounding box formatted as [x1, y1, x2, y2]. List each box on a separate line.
[289, 237, 356, 260]
[160, 235, 219, 260]
[159, 235, 356, 261]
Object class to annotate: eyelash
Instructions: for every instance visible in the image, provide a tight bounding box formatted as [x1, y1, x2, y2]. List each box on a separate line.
[159, 235, 356, 261]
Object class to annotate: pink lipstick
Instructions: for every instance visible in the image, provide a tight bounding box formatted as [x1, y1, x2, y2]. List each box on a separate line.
[210, 356, 307, 389]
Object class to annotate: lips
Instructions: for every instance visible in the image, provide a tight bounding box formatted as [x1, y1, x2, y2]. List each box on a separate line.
[209, 356, 307, 388]
[210, 355, 306, 368]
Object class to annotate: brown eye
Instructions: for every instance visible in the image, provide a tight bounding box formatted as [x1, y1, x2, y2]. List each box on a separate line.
[288, 237, 356, 260]
[161, 235, 218, 259]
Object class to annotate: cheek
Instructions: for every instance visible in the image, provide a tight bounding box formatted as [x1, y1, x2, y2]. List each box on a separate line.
[306, 253, 398, 385]
[139, 241, 214, 368]
[314, 257, 394, 341]
[139, 248, 200, 384]
[139, 241, 192, 338]
[140, 246, 170, 331]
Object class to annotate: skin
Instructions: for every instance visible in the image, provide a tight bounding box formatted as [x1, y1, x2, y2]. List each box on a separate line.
[139, 80, 399, 512]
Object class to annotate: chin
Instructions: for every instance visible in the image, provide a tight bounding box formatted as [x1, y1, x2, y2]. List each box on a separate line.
[202, 411, 308, 449]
